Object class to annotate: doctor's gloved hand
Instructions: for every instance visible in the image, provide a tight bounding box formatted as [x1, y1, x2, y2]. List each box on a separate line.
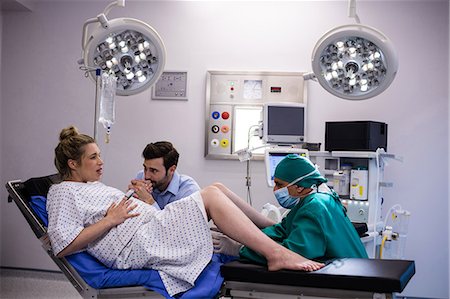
[211, 228, 242, 257]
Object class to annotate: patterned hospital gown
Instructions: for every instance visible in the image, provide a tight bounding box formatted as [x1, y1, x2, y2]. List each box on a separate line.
[47, 181, 213, 296]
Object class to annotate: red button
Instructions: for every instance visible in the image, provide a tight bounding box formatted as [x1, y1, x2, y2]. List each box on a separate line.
[222, 112, 230, 120]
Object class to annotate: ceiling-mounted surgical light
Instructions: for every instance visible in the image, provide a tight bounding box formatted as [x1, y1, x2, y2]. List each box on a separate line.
[311, 24, 398, 100]
[78, 0, 166, 141]
[306, 0, 398, 100]
[78, 0, 166, 96]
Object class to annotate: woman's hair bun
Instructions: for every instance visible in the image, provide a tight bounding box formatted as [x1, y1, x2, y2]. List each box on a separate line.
[59, 126, 80, 142]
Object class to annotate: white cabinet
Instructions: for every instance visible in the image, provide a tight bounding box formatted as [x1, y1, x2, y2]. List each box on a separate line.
[309, 150, 398, 258]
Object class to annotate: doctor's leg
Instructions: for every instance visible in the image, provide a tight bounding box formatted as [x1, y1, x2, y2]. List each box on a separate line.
[200, 185, 324, 272]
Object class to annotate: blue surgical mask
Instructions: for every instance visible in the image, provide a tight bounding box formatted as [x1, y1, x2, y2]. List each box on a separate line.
[274, 187, 300, 209]
[273, 166, 319, 209]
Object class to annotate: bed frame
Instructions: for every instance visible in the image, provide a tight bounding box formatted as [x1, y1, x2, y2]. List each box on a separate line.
[6, 176, 415, 299]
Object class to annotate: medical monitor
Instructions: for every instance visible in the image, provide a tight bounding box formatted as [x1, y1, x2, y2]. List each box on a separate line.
[265, 147, 309, 187]
[263, 102, 306, 144]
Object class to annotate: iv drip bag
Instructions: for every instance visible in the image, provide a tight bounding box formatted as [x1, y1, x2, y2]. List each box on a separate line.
[99, 72, 117, 129]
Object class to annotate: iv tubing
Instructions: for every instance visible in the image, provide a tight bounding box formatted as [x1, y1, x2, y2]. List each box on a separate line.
[383, 204, 402, 229]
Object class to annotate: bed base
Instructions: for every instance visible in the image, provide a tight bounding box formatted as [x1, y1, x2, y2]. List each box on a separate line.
[221, 281, 398, 299]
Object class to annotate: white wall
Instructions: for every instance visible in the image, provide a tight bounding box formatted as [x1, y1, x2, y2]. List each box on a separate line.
[0, 1, 448, 298]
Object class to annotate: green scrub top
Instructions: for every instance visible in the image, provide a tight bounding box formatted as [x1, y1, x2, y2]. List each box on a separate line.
[239, 191, 368, 264]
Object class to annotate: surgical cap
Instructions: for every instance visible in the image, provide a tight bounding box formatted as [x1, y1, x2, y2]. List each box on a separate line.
[274, 154, 327, 188]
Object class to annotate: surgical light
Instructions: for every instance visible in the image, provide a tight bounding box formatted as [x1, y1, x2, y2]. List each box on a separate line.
[79, 0, 166, 96]
[306, 0, 398, 100]
[78, 0, 166, 141]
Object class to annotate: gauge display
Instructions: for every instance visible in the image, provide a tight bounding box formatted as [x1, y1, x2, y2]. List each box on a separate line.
[243, 80, 263, 100]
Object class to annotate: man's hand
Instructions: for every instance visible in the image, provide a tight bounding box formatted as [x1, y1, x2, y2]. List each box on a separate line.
[128, 179, 155, 204]
[211, 228, 242, 257]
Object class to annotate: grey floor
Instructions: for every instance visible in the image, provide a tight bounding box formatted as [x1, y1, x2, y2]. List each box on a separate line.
[0, 267, 81, 299]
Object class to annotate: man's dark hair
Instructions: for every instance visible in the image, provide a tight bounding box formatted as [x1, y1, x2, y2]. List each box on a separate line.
[142, 141, 179, 171]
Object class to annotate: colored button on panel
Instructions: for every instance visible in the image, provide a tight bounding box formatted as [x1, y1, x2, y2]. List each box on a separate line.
[221, 112, 230, 120]
[211, 111, 220, 119]
[221, 125, 230, 133]
[211, 125, 220, 133]
[220, 139, 229, 148]
[210, 139, 219, 147]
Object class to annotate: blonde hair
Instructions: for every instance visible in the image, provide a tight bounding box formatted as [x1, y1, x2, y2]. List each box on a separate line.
[54, 126, 95, 179]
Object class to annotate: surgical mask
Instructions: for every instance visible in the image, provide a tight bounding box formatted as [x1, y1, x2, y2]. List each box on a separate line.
[273, 166, 319, 209]
[274, 187, 299, 209]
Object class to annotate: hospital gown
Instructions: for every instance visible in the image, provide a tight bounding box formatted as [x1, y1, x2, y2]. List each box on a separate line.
[47, 181, 213, 296]
[240, 190, 368, 264]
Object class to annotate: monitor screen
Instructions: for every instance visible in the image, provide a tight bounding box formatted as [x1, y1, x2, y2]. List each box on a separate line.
[265, 148, 309, 187]
[263, 103, 306, 144]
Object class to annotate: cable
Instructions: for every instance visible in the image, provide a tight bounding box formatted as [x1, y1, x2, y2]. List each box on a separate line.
[380, 234, 388, 258]
[244, 124, 261, 206]
[383, 204, 402, 229]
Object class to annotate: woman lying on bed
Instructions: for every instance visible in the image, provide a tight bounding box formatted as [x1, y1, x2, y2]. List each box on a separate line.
[47, 126, 324, 297]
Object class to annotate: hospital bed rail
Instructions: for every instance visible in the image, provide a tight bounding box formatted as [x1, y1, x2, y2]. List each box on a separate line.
[5, 176, 163, 299]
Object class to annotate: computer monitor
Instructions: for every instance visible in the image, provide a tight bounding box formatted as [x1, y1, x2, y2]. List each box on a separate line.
[265, 147, 309, 187]
[263, 102, 306, 144]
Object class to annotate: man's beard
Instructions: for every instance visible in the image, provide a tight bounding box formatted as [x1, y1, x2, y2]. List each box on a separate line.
[151, 174, 169, 191]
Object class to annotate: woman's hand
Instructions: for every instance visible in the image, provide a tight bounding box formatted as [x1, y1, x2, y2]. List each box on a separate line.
[128, 179, 155, 205]
[104, 197, 140, 226]
[56, 196, 139, 258]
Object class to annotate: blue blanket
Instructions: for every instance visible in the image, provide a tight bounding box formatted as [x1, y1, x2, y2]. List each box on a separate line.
[30, 195, 236, 298]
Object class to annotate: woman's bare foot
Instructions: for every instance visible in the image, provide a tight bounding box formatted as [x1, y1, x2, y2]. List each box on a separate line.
[266, 247, 324, 272]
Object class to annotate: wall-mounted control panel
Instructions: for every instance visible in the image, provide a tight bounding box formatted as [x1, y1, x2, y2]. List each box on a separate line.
[205, 70, 307, 159]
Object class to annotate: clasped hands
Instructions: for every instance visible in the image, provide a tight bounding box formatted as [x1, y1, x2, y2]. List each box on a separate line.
[104, 179, 155, 226]
[128, 179, 155, 205]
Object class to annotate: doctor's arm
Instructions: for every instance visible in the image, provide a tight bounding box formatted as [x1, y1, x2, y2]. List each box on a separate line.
[56, 198, 139, 257]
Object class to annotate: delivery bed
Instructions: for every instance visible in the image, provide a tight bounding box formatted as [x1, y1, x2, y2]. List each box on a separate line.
[6, 175, 415, 299]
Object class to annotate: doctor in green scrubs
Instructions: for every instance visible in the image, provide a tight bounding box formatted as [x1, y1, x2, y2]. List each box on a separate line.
[239, 154, 368, 264]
